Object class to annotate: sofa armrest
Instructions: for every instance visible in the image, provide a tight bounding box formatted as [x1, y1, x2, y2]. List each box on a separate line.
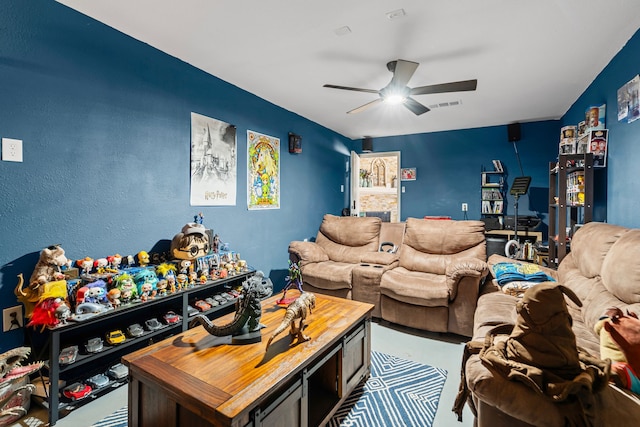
[288, 241, 329, 266]
[360, 251, 399, 266]
[446, 258, 489, 300]
[487, 254, 558, 281]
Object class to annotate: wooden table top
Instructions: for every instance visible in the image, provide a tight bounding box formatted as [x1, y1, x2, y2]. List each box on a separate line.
[123, 293, 373, 427]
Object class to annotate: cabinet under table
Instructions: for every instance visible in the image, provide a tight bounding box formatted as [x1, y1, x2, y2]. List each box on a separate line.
[123, 294, 373, 427]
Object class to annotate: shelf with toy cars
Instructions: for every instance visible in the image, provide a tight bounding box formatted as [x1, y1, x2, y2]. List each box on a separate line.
[32, 268, 254, 425]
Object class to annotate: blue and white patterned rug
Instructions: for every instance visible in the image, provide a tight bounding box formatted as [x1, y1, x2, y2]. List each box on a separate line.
[328, 351, 447, 427]
[91, 351, 446, 427]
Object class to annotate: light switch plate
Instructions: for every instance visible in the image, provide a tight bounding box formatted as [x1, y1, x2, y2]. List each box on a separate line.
[2, 138, 23, 162]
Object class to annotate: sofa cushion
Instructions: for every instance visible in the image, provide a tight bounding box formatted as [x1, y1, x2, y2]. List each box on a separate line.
[399, 218, 485, 274]
[601, 229, 640, 304]
[473, 291, 518, 340]
[300, 260, 354, 291]
[318, 214, 381, 246]
[316, 214, 381, 263]
[565, 222, 628, 282]
[380, 267, 448, 307]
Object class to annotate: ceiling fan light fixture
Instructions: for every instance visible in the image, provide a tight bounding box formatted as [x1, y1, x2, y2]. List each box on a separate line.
[384, 94, 406, 105]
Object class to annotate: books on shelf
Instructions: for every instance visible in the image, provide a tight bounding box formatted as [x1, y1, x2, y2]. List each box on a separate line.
[481, 200, 503, 214]
[482, 188, 503, 200]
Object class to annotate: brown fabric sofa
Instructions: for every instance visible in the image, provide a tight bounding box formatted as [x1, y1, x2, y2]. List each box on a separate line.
[288, 214, 405, 318]
[463, 222, 640, 426]
[379, 218, 488, 337]
[289, 215, 488, 334]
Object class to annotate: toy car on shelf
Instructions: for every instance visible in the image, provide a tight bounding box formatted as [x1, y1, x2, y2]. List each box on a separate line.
[213, 294, 227, 304]
[105, 329, 126, 345]
[126, 323, 144, 338]
[106, 363, 129, 380]
[163, 311, 181, 324]
[62, 382, 92, 400]
[205, 297, 219, 307]
[86, 373, 110, 390]
[59, 345, 79, 365]
[194, 300, 211, 312]
[145, 318, 163, 331]
[186, 305, 198, 317]
[85, 337, 104, 353]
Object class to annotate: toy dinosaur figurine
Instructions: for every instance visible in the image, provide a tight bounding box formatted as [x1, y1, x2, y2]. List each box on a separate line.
[266, 292, 316, 350]
[189, 271, 272, 342]
[0, 347, 44, 425]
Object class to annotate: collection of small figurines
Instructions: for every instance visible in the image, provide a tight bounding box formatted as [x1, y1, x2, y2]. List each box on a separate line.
[14, 215, 250, 329]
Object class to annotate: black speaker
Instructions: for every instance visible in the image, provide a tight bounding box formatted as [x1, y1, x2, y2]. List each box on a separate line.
[288, 132, 302, 153]
[362, 137, 373, 152]
[507, 123, 521, 142]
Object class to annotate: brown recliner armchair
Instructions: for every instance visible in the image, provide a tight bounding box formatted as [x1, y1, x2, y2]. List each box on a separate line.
[288, 215, 404, 317]
[379, 218, 488, 337]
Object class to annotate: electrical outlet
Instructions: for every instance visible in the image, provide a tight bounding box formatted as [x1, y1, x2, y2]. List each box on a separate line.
[3, 306, 23, 332]
[2, 138, 23, 162]
[462, 203, 468, 212]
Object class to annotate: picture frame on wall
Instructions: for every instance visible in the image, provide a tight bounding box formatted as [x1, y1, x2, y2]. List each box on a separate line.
[401, 167, 416, 181]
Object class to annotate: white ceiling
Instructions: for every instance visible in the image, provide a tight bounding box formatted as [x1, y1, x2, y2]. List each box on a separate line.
[56, 0, 640, 140]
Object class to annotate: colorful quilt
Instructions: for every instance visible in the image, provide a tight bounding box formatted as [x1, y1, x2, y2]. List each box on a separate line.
[492, 262, 555, 286]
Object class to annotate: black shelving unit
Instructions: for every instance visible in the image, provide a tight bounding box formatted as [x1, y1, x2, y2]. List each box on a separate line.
[548, 153, 593, 267]
[481, 170, 506, 220]
[32, 269, 255, 425]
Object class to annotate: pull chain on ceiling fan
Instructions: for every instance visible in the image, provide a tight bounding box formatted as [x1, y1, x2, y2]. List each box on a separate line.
[324, 59, 477, 115]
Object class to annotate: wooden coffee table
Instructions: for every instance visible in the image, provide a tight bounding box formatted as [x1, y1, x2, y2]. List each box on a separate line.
[123, 293, 373, 427]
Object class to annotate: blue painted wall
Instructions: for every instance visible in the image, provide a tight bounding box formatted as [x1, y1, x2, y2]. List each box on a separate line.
[1, 0, 637, 352]
[561, 28, 640, 227]
[0, 1, 349, 350]
[364, 121, 559, 229]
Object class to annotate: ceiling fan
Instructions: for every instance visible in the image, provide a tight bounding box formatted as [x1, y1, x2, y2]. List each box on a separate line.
[323, 59, 477, 115]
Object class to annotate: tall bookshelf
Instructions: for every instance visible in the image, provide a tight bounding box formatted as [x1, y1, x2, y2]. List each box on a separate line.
[481, 169, 506, 219]
[548, 153, 594, 267]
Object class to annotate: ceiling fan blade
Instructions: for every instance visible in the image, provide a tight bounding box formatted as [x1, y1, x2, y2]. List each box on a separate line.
[410, 79, 478, 95]
[347, 98, 383, 114]
[403, 97, 430, 115]
[323, 84, 379, 94]
[388, 59, 419, 88]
